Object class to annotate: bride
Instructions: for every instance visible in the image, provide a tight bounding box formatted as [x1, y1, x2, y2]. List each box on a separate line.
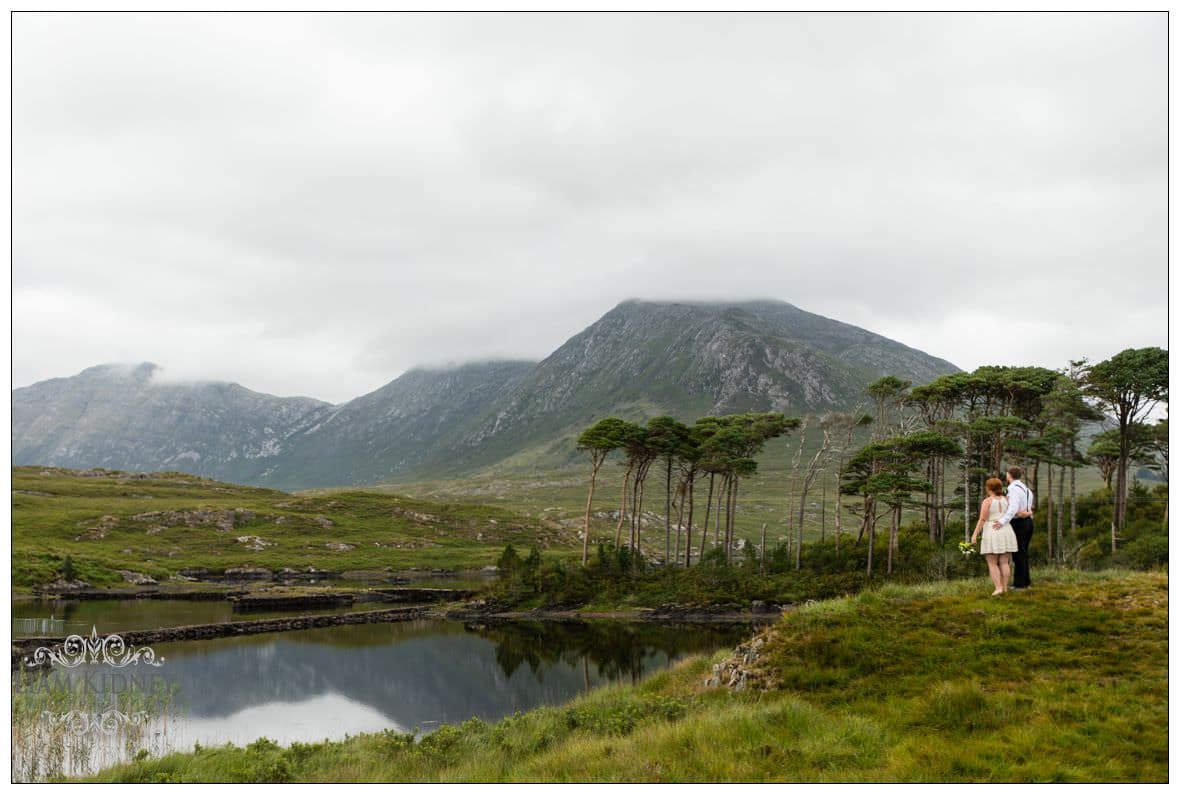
[971, 477, 1020, 595]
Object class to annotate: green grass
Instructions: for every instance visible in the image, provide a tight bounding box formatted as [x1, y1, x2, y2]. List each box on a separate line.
[77, 568, 1167, 782]
[12, 466, 579, 589]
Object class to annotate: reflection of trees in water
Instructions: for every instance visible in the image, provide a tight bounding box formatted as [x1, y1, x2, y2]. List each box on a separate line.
[24, 619, 752, 733]
[475, 621, 752, 685]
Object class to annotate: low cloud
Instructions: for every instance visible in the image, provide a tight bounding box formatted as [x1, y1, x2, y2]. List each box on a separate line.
[13, 12, 1167, 403]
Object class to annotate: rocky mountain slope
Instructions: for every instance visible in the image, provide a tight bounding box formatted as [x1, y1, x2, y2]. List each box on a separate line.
[13, 300, 958, 488]
[412, 300, 958, 475]
[257, 360, 535, 487]
[11, 363, 330, 484]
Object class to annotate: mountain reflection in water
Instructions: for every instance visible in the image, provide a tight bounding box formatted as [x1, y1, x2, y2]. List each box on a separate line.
[34, 617, 751, 752]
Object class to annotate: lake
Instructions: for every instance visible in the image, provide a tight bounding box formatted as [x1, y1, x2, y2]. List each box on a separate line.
[11, 601, 752, 781]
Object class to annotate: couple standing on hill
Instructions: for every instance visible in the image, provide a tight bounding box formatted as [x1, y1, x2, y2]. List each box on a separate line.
[970, 465, 1035, 595]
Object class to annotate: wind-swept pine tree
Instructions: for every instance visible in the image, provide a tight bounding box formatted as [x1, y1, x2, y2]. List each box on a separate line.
[577, 417, 630, 565]
[1083, 347, 1169, 548]
[645, 416, 694, 566]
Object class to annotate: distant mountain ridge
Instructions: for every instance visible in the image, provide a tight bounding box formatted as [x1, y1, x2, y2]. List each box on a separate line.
[12, 362, 331, 485]
[12, 299, 959, 488]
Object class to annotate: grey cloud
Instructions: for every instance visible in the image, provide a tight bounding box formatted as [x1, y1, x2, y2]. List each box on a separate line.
[13, 12, 1166, 404]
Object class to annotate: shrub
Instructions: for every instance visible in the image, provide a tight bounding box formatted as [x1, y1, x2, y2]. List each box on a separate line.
[1114, 532, 1168, 570]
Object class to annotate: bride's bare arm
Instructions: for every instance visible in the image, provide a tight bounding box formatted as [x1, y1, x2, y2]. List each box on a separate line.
[971, 497, 990, 544]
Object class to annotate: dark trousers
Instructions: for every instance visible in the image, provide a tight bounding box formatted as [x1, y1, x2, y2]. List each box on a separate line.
[1011, 517, 1034, 588]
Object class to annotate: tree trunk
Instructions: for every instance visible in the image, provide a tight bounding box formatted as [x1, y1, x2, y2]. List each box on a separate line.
[938, 455, 947, 545]
[722, 474, 731, 561]
[1056, 463, 1065, 563]
[895, 504, 902, 560]
[833, 463, 842, 557]
[866, 522, 875, 579]
[582, 454, 603, 566]
[857, 496, 871, 544]
[964, 451, 971, 542]
[672, 488, 684, 568]
[722, 476, 731, 561]
[759, 522, 767, 575]
[725, 477, 733, 561]
[630, 467, 642, 552]
[1070, 464, 1077, 538]
[701, 473, 714, 559]
[635, 468, 648, 557]
[794, 484, 805, 571]
[715, 477, 726, 549]
[664, 458, 672, 567]
[926, 459, 935, 542]
[1115, 415, 1130, 537]
[1046, 463, 1054, 561]
[615, 464, 633, 549]
[685, 474, 695, 568]
[887, 504, 897, 575]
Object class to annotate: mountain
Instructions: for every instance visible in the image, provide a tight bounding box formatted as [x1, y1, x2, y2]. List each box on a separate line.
[411, 300, 959, 475]
[11, 363, 330, 484]
[12, 300, 959, 488]
[11, 361, 534, 490]
[254, 360, 535, 487]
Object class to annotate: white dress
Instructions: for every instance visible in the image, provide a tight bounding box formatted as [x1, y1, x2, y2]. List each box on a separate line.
[980, 497, 1019, 555]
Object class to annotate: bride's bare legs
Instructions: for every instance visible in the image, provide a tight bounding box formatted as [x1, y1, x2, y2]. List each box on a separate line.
[985, 554, 1004, 594]
[999, 553, 1012, 592]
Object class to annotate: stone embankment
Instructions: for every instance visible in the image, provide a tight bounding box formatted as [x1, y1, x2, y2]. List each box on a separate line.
[376, 587, 478, 604]
[704, 629, 775, 692]
[229, 592, 356, 612]
[446, 599, 785, 624]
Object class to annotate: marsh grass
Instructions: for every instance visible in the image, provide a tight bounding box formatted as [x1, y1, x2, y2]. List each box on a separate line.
[76, 568, 1167, 783]
[12, 665, 183, 782]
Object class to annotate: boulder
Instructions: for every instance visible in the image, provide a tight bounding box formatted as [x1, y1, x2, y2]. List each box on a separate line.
[119, 570, 158, 586]
[223, 566, 273, 581]
[43, 578, 92, 592]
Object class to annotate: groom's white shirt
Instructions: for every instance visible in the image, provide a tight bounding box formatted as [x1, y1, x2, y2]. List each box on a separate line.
[997, 479, 1034, 526]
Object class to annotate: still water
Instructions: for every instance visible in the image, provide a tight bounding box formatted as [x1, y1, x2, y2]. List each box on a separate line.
[12, 597, 372, 635]
[12, 604, 751, 780]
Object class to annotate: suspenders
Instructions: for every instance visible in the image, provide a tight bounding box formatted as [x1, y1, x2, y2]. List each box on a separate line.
[1012, 482, 1033, 512]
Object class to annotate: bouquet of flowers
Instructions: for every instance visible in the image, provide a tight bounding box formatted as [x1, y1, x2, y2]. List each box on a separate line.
[958, 540, 976, 557]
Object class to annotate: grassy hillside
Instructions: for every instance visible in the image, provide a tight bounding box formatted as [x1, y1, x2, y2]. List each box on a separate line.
[79, 568, 1167, 782]
[12, 467, 577, 589]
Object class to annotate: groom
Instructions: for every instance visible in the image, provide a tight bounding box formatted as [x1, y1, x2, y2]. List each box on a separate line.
[994, 465, 1035, 589]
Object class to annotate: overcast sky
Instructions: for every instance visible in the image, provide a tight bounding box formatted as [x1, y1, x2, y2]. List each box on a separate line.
[14, 12, 1167, 404]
